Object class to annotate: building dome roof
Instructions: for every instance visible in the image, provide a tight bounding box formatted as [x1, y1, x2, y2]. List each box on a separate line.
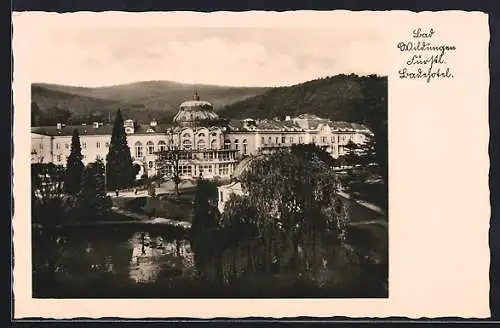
[173, 91, 219, 127]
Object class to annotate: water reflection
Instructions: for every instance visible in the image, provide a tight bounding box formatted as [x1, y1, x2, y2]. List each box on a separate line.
[128, 232, 195, 283]
[33, 222, 387, 298]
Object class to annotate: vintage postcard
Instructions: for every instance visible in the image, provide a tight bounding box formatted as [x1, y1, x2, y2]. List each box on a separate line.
[12, 10, 490, 318]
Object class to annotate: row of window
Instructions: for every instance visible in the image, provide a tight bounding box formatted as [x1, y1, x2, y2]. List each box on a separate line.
[133, 139, 246, 154]
[54, 149, 239, 164]
[181, 132, 219, 139]
[201, 152, 233, 161]
[160, 164, 231, 177]
[53, 141, 111, 150]
[38, 134, 358, 153]
[134, 141, 167, 157]
[261, 136, 304, 145]
[258, 135, 354, 145]
[56, 154, 93, 162]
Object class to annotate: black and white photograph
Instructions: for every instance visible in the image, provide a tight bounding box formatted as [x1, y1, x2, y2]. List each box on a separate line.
[27, 14, 390, 299]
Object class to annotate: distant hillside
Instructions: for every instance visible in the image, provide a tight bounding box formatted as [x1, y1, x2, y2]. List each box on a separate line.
[36, 81, 269, 110]
[219, 74, 387, 127]
[31, 81, 269, 126]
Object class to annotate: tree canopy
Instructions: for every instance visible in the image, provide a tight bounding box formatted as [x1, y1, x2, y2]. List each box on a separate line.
[76, 159, 111, 220]
[105, 109, 136, 190]
[190, 148, 352, 286]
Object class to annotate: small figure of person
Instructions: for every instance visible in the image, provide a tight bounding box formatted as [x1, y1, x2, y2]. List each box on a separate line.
[115, 189, 119, 197]
[134, 188, 138, 195]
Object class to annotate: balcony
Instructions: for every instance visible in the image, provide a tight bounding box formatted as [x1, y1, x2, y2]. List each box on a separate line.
[260, 143, 294, 149]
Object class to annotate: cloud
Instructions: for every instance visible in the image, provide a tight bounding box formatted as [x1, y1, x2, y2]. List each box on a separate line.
[28, 26, 387, 87]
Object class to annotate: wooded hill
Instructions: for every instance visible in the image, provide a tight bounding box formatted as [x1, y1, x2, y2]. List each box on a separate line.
[31, 81, 269, 126]
[219, 74, 387, 127]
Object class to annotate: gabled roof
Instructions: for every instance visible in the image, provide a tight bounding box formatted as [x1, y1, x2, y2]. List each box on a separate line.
[31, 123, 172, 137]
[328, 121, 370, 131]
[295, 113, 322, 120]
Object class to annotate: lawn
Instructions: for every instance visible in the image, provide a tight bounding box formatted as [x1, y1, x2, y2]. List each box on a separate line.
[114, 193, 195, 223]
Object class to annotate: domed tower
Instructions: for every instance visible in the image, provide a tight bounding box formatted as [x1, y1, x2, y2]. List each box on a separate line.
[172, 90, 219, 127]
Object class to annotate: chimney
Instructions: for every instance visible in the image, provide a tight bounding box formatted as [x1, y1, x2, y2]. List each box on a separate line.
[56, 123, 62, 130]
[123, 119, 135, 134]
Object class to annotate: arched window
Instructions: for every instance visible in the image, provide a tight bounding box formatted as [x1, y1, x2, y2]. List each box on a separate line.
[210, 139, 217, 150]
[197, 139, 206, 150]
[148, 161, 154, 169]
[158, 140, 167, 152]
[234, 139, 239, 150]
[182, 139, 192, 150]
[182, 133, 191, 138]
[224, 139, 231, 150]
[268, 136, 272, 144]
[198, 132, 206, 138]
[146, 141, 155, 155]
[134, 141, 143, 158]
[242, 139, 248, 155]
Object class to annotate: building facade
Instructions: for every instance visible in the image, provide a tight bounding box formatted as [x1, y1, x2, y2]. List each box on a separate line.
[31, 92, 372, 181]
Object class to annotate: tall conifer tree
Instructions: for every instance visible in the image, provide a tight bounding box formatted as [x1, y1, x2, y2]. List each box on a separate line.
[105, 110, 135, 190]
[64, 129, 84, 195]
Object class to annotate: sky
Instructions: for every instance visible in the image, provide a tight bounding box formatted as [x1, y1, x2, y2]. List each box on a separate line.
[27, 25, 387, 88]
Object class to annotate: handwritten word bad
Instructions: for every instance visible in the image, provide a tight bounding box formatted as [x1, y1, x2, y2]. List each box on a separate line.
[412, 28, 435, 38]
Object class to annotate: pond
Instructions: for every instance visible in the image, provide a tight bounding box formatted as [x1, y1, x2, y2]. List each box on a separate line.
[32, 197, 387, 299]
[32, 222, 387, 299]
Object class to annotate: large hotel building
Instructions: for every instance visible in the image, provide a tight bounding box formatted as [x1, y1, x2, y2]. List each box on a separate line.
[31, 92, 372, 181]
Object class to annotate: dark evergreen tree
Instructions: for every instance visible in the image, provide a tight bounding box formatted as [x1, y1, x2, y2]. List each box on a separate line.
[290, 143, 335, 167]
[191, 179, 220, 281]
[105, 109, 135, 190]
[64, 129, 85, 196]
[77, 159, 111, 220]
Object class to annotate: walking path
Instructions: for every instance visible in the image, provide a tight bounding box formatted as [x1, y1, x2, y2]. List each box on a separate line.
[349, 219, 387, 228]
[107, 190, 149, 198]
[58, 207, 191, 229]
[102, 184, 383, 230]
[337, 190, 385, 215]
[111, 207, 192, 229]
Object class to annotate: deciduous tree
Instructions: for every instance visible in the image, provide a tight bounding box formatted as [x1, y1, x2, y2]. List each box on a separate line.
[236, 150, 347, 274]
[156, 147, 193, 197]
